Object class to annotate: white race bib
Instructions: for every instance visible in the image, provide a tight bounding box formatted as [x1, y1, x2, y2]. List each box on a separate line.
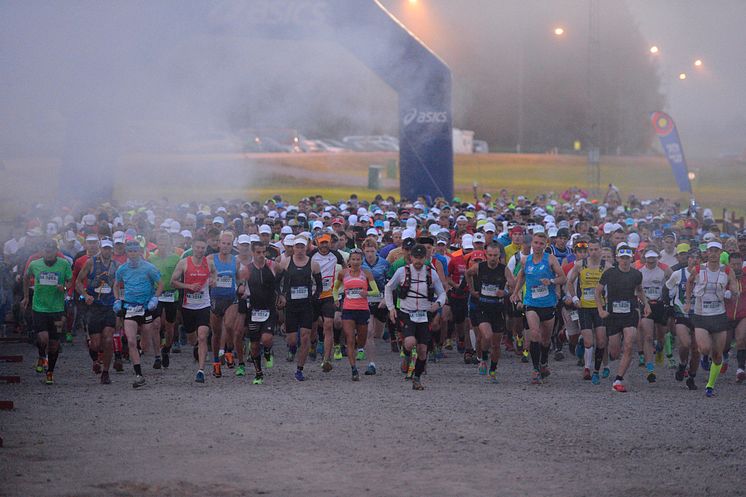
[251, 309, 270, 322]
[216, 275, 233, 288]
[702, 300, 724, 314]
[159, 291, 175, 303]
[346, 288, 363, 299]
[481, 284, 499, 297]
[367, 295, 383, 304]
[96, 284, 112, 295]
[290, 286, 309, 300]
[125, 305, 145, 318]
[582, 287, 596, 301]
[409, 310, 428, 323]
[322, 276, 333, 292]
[185, 292, 207, 306]
[643, 286, 661, 300]
[531, 285, 549, 299]
[38, 272, 59, 286]
[569, 310, 580, 322]
[612, 301, 631, 314]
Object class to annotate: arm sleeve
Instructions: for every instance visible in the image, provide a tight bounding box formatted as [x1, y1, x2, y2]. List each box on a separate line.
[313, 271, 323, 300]
[384, 267, 404, 311]
[368, 278, 380, 296]
[432, 268, 447, 307]
[333, 276, 342, 302]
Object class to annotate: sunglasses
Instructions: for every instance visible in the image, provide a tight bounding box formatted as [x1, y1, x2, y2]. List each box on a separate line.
[575, 242, 589, 249]
[617, 249, 634, 257]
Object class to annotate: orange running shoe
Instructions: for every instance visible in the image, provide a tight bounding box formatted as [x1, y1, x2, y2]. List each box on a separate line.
[225, 352, 235, 368]
[212, 362, 222, 378]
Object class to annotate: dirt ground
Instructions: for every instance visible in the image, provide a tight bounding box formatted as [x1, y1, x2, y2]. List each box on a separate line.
[1, 335, 744, 497]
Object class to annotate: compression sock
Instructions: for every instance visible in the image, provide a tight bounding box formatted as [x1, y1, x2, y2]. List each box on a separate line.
[134, 364, 142, 376]
[737, 349, 746, 369]
[594, 347, 605, 372]
[490, 361, 498, 372]
[481, 351, 489, 361]
[37, 341, 47, 358]
[264, 345, 273, 361]
[47, 349, 59, 373]
[664, 332, 673, 358]
[89, 348, 98, 362]
[413, 358, 426, 377]
[529, 341, 541, 370]
[584, 346, 594, 369]
[540, 344, 550, 366]
[706, 362, 722, 389]
[251, 354, 262, 374]
[333, 326, 341, 345]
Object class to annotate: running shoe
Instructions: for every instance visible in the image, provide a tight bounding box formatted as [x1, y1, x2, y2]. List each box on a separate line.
[65, 332, 73, 343]
[92, 361, 101, 374]
[478, 361, 488, 375]
[463, 351, 473, 364]
[720, 362, 728, 376]
[286, 350, 295, 362]
[655, 351, 664, 366]
[113, 359, 124, 372]
[333, 345, 343, 360]
[351, 367, 360, 381]
[171, 342, 181, 354]
[700, 355, 711, 371]
[252, 375, 264, 385]
[521, 350, 529, 363]
[540, 365, 551, 379]
[435, 347, 445, 360]
[737, 368, 746, 383]
[428, 351, 437, 364]
[515, 336, 524, 356]
[399, 348, 405, 358]
[705, 387, 714, 398]
[602, 367, 610, 379]
[365, 364, 377, 375]
[356, 349, 366, 361]
[675, 366, 686, 382]
[212, 362, 222, 378]
[667, 356, 677, 369]
[35, 358, 45, 373]
[308, 348, 317, 361]
[591, 372, 600, 385]
[132, 375, 146, 388]
[612, 380, 627, 392]
[235, 364, 246, 377]
[647, 371, 656, 383]
[322, 361, 333, 373]
[294, 370, 305, 382]
[161, 350, 170, 369]
[195, 370, 205, 383]
[100, 371, 111, 384]
[686, 377, 697, 390]
[530, 370, 542, 385]
[444, 338, 453, 350]
[412, 378, 425, 390]
[554, 350, 564, 361]
[45, 372, 54, 385]
[471, 355, 480, 365]
[153, 357, 162, 370]
[503, 336, 515, 353]
[489, 370, 498, 383]
[583, 368, 591, 381]
[265, 354, 274, 369]
[225, 352, 235, 368]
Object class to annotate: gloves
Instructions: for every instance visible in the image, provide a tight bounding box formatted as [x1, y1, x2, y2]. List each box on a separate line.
[724, 290, 732, 300]
[113, 300, 122, 313]
[572, 296, 580, 306]
[147, 296, 159, 311]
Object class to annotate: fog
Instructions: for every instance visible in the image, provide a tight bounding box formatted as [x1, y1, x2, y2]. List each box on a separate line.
[1, 0, 743, 204]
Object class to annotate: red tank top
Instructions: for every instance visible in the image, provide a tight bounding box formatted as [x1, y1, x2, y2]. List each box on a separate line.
[342, 270, 369, 311]
[182, 256, 210, 309]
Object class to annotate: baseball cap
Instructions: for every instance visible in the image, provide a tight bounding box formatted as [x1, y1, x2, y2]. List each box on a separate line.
[283, 234, 295, 246]
[366, 228, 379, 237]
[616, 244, 634, 257]
[676, 243, 691, 254]
[280, 226, 293, 235]
[462, 234, 474, 249]
[402, 229, 416, 240]
[237, 234, 252, 245]
[331, 217, 344, 225]
[85, 235, 99, 242]
[473, 233, 486, 244]
[294, 236, 308, 246]
[456, 215, 468, 222]
[547, 227, 558, 238]
[316, 233, 331, 244]
[312, 220, 324, 230]
[436, 233, 449, 245]
[411, 244, 427, 258]
[180, 230, 192, 239]
[213, 216, 225, 225]
[259, 224, 272, 234]
[100, 239, 113, 248]
[706, 241, 723, 250]
[644, 250, 659, 259]
[483, 222, 496, 233]
[509, 226, 524, 236]
[627, 232, 641, 249]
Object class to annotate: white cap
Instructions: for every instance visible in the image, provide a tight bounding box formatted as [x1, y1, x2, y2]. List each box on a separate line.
[706, 241, 723, 250]
[259, 224, 272, 234]
[386, 211, 397, 219]
[312, 220, 324, 230]
[113, 231, 125, 243]
[532, 225, 546, 234]
[85, 235, 99, 242]
[249, 234, 261, 243]
[168, 221, 181, 234]
[462, 234, 474, 249]
[237, 234, 252, 245]
[483, 222, 496, 233]
[473, 233, 486, 244]
[216, 207, 227, 214]
[627, 232, 640, 248]
[100, 239, 113, 248]
[65, 230, 77, 242]
[366, 228, 379, 236]
[456, 215, 468, 222]
[402, 229, 416, 240]
[702, 232, 716, 242]
[644, 250, 659, 258]
[213, 216, 225, 225]
[598, 206, 608, 218]
[547, 227, 559, 238]
[280, 226, 293, 234]
[82, 214, 96, 226]
[348, 214, 358, 225]
[359, 215, 370, 223]
[406, 218, 417, 229]
[294, 236, 308, 246]
[428, 224, 441, 235]
[283, 234, 296, 246]
[603, 222, 615, 235]
[180, 230, 192, 239]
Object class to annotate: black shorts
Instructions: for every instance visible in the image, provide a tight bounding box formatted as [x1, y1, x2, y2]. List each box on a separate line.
[475, 305, 506, 333]
[33, 311, 64, 339]
[211, 297, 235, 318]
[87, 305, 116, 334]
[448, 298, 467, 324]
[247, 310, 277, 342]
[286, 305, 314, 333]
[182, 307, 211, 333]
[642, 302, 667, 326]
[117, 303, 155, 325]
[468, 304, 479, 324]
[674, 315, 694, 330]
[605, 312, 639, 336]
[692, 314, 729, 334]
[313, 297, 336, 321]
[525, 306, 555, 322]
[369, 302, 388, 323]
[578, 308, 604, 331]
[341, 309, 370, 325]
[155, 301, 179, 323]
[505, 301, 524, 319]
[398, 310, 432, 345]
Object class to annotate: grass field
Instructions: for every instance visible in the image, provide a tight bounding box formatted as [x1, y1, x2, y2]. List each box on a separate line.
[1, 152, 743, 221]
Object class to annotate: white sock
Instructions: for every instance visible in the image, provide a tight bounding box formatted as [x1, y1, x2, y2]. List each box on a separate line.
[584, 346, 594, 369]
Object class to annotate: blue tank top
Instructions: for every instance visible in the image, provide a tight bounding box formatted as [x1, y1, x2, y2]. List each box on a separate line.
[211, 254, 236, 299]
[523, 252, 557, 308]
[87, 256, 117, 306]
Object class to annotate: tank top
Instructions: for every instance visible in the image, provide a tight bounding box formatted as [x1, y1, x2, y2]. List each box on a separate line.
[285, 257, 313, 307]
[211, 254, 236, 300]
[182, 256, 211, 310]
[640, 264, 666, 303]
[312, 251, 337, 299]
[523, 252, 557, 308]
[475, 261, 507, 306]
[342, 270, 369, 311]
[577, 259, 604, 308]
[87, 256, 117, 306]
[693, 265, 728, 316]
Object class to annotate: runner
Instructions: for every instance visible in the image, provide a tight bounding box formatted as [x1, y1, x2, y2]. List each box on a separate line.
[510, 232, 566, 384]
[207, 231, 239, 375]
[76, 239, 118, 384]
[113, 240, 163, 388]
[665, 248, 701, 390]
[148, 231, 181, 369]
[596, 243, 651, 393]
[638, 249, 672, 383]
[385, 244, 447, 390]
[361, 237, 390, 375]
[684, 241, 738, 397]
[725, 252, 746, 382]
[170, 235, 217, 383]
[310, 233, 344, 370]
[22, 239, 72, 384]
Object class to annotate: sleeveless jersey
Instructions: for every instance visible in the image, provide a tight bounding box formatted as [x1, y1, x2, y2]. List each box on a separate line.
[640, 264, 666, 302]
[211, 254, 237, 299]
[577, 259, 604, 309]
[342, 270, 369, 311]
[182, 256, 211, 310]
[523, 252, 557, 308]
[475, 261, 507, 306]
[692, 265, 729, 316]
[285, 257, 313, 308]
[87, 256, 117, 306]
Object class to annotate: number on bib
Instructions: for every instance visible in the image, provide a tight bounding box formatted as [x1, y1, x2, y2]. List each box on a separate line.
[186, 292, 206, 306]
[216, 275, 233, 288]
[643, 286, 661, 300]
[582, 287, 596, 301]
[159, 291, 175, 303]
[125, 305, 145, 318]
[612, 301, 631, 314]
[346, 288, 363, 299]
[290, 286, 309, 300]
[38, 272, 59, 286]
[481, 284, 499, 297]
[251, 309, 270, 322]
[409, 310, 428, 323]
[96, 284, 112, 294]
[569, 310, 580, 321]
[322, 277, 333, 292]
[531, 285, 549, 299]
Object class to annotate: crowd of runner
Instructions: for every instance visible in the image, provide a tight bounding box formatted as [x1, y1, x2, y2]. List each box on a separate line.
[2, 185, 745, 397]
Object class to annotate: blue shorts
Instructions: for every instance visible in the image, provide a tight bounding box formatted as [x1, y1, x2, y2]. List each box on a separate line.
[341, 309, 370, 325]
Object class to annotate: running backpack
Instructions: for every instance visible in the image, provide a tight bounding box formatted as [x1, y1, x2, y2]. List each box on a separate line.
[400, 265, 434, 301]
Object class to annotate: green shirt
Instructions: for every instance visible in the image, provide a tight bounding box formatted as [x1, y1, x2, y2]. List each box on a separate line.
[149, 253, 180, 298]
[388, 257, 431, 279]
[27, 257, 72, 313]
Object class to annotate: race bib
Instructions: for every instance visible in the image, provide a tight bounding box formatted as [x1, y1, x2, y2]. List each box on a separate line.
[322, 276, 333, 292]
[216, 275, 233, 288]
[643, 286, 661, 300]
[409, 310, 428, 323]
[185, 292, 207, 306]
[159, 291, 175, 303]
[531, 285, 549, 299]
[367, 295, 383, 304]
[569, 310, 580, 322]
[346, 288, 363, 299]
[481, 284, 499, 297]
[38, 272, 59, 286]
[96, 284, 112, 294]
[612, 301, 631, 314]
[582, 287, 596, 301]
[125, 305, 145, 318]
[290, 286, 309, 300]
[251, 309, 270, 322]
[702, 300, 724, 313]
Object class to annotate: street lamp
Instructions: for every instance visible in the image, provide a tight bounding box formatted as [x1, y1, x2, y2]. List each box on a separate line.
[649, 45, 659, 54]
[679, 72, 687, 80]
[694, 59, 703, 67]
[408, 0, 417, 4]
[554, 27, 565, 36]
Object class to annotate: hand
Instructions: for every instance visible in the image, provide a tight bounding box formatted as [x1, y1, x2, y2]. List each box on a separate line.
[378, 301, 387, 310]
[190, 283, 203, 292]
[683, 303, 691, 314]
[724, 290, 732, 300]
[147, 296, 159, 311]
[389, 309, 397, 324]
[643, 304, 652, 318]
[571, 296, 580, 308]
[113, 300, 122, 314]
[598, 309, 609, 319]
[276, 295, 286, 309]
[510, 293, 521, 304]
[360, 289, 368, 298]
[21, 298, 28, 310]
[57, 284, 65, 293]
[540, 278, 552, 286]
[429, 302, 441, 313]
[85, 294, 94, 305]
